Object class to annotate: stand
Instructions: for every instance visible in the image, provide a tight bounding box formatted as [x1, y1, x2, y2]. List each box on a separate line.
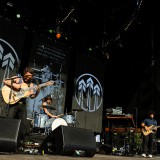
[6, 79, 14, 117]
[73, 111, 80, 127]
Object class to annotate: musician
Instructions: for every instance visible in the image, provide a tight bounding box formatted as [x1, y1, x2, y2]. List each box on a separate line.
[3, 67, 40, 148]
[141, 110, 157, 158]
[41, 95, 63, 130]
[41, 95, 58, 118]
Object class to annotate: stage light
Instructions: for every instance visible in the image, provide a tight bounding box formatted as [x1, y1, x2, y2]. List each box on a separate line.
[88, 47, 92, 51]
[65, 36, 68, 40]
[16, 13, 21, 18]
[55, 26, 62, 39]
[56, 33, 61, 39]
[49, 29, 53, 34]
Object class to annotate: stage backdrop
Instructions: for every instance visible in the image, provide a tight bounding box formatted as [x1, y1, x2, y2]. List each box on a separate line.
[26, 34, 70, 119]
[0, 19, 26, 117]
[71, 52, 105, 133]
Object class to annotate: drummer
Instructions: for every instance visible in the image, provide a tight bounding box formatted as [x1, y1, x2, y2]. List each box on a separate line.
[41, 95, 58, 118]
[41, 95, 63, 131]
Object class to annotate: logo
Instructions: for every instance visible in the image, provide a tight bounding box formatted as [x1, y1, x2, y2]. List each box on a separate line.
[0, 38, 19, 88]
[75, 73, 103, 112]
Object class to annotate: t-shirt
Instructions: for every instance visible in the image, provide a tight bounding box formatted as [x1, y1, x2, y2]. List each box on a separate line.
[142, 118, 157, 127]
[17, 76, 39, 105]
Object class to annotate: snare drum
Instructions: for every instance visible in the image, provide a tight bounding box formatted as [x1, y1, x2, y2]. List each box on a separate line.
[63, 115, 74, 124]
[34, 114, 49, 128]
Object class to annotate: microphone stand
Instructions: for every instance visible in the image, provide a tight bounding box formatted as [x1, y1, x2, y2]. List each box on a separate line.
[5, 76, 21, 117]
[6, 79, 14, 117]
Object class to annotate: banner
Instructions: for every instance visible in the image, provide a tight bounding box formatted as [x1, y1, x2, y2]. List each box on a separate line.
[71, 52, 105, 133]
[0, 19, 26, 116]
[26, 35, 69, 119]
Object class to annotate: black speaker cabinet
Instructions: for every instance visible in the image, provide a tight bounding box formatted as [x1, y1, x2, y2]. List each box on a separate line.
[0, 118, 21, 152]
[40, 125, 96, 157]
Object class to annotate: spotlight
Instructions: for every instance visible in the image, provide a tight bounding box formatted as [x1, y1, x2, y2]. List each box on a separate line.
[48, 29, 55, 34]
[88, 47, 92, 51]
[48, 29, 53, 33]
[55, 26, 62, 39]
[16, 13, 21, 18]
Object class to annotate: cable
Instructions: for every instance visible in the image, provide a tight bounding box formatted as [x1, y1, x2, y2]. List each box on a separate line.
[106, 0, 144, 48]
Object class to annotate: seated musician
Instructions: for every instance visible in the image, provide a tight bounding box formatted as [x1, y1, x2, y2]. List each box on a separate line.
[141, 110, 157, 158]
[41, 95, 58, 118]
[41, 95, 63, 130]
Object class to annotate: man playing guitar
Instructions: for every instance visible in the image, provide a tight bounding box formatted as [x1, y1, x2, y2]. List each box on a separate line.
[141, 111, 157, 158]
[3, 67, 41, 149]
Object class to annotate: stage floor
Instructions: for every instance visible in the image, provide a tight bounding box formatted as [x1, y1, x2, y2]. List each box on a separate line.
[0, 154, 160, 160]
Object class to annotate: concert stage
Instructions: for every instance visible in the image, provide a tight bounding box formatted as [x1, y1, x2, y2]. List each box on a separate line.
[0, 154, 160, 160]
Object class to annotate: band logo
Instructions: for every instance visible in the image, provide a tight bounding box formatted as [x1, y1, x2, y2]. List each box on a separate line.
[75, 73, 103, 112]
[0, 38, 19, 89]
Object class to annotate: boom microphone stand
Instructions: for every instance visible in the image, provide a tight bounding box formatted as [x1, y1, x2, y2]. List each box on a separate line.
[6, 79, 14, 117]
[5, 76, 21, 117]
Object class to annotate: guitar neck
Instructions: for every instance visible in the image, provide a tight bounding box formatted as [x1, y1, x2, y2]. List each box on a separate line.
[24, 83, 48, 92]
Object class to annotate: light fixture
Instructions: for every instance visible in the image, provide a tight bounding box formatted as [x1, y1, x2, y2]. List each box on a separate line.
[16, 13, 21, 18]
[6, 2, 13, 7]
[55, 26, 62, 39]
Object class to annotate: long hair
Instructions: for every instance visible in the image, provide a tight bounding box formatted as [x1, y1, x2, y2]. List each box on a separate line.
[42, 95, 52, 102]
[23, 67, 34, 75]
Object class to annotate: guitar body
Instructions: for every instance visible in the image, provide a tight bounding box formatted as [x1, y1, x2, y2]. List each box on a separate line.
[142, 125, 160, 136]
[142, 129, 153, 136]
[2, 80, 54, 105]
[2, 83, 30, 104]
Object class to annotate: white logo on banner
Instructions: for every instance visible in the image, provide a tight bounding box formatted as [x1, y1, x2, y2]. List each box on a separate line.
[0, 38, 19, 89]
[75, 73, 103, 112]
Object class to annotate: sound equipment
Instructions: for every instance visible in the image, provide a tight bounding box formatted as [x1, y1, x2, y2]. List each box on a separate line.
[40, 125, 96, 157]
[0, 118, 21, 152]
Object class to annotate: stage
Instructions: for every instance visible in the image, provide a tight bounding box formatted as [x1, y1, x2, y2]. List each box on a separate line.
[0, 154, 160, 160]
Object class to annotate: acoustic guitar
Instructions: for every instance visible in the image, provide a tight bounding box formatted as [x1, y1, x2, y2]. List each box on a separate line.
[142, 125, 160, 136]
[2, 80, 54, 104]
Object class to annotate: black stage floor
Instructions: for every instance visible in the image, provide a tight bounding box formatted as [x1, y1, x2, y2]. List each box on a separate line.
[0, 154, 160, 160]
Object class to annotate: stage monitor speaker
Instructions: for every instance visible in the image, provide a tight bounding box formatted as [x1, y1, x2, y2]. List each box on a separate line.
[40, 125, 96, 157]
[0, 118, 21, 152]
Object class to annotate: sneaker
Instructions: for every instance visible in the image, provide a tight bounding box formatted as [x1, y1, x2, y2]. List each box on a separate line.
[142, 153, 147, 157]
[148, 154, 153, 158]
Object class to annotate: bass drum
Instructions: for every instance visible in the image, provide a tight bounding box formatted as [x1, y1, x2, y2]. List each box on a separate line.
[52, 118, 68, 131]
[45, 118, 68, 131]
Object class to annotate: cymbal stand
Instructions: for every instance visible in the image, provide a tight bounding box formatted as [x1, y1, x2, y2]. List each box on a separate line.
[6, 79, 14, 117]
[73, 111, 79, 127]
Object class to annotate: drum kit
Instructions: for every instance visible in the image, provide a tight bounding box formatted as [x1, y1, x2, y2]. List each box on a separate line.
[31, 106, 84, 135]
[28, 64, 84, 135]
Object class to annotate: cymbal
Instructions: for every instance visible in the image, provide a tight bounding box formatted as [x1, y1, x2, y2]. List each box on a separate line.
[41, 105, 56, 110]
[72, 108, 84, 112]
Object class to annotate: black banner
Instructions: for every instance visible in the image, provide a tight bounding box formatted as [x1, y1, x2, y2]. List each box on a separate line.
[26, 35, 70, 119]
[0, 19, 26, 116]
[72, 52, 105, 133]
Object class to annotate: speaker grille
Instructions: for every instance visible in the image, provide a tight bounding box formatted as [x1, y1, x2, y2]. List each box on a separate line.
[0, 118, 21, 152]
